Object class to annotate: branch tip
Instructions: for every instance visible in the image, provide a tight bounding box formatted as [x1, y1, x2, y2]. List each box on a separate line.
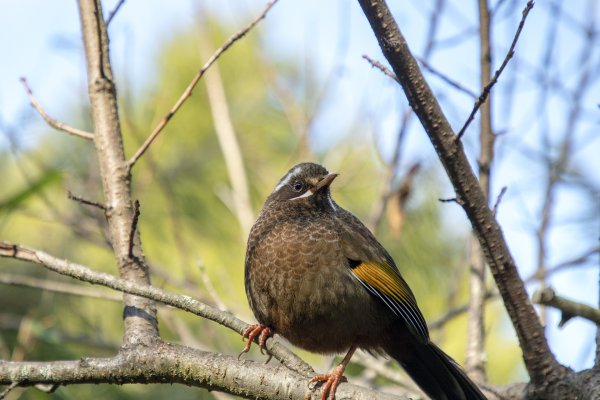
[456, 0, 534, 141]
[127, 0, 279, 169]
[19, 77, 95, 140]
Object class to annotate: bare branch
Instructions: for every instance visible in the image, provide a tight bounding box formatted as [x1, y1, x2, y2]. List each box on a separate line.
[357, 0, 567, 387]
[527, 246, 599, 282]
[465, 0, 495, 380]
[367, 110, 412, 232]
[429, 292, 498, 330]
[127, 0, 279, 169]
[0, 241, 313, 377]
[491, 186, 507, 217]
[200, 38, 255, 238]
[68, 191, 108, 211]
[19, 78, 94, 140]
[0, 343, 405, 400]
[0, 381, 19, 399]
[196, 258, 228, 312]
[456, 1, 534, 140]
[0, 272, 121, 301]
[533, 287, 600, 327]
[416, 57, 477, 98]
[353, 352, 416, 391]
[77, 0, 158, 343]
[362, 55, 399, 82]
[105, 0, 125, 26]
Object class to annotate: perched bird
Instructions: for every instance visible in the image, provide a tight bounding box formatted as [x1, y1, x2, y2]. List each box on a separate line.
[242, 162, 486, 400]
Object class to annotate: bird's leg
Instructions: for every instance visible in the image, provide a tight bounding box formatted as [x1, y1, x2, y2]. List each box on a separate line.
[238, 323, 273, 358]
[309, 345, 357, 400]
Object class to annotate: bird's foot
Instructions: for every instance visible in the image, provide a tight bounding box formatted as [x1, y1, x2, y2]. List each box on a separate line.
[238, 323, 272, 359]
[309, 364, 348, 400]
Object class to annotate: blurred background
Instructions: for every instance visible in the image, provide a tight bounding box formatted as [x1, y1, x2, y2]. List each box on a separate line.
[0, 0, 598, 398]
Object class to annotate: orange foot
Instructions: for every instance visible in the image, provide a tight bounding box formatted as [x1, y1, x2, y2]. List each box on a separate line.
[239, 323, 272, 358]
[309, 345, 356, 400]
[309, 364, 348, 400]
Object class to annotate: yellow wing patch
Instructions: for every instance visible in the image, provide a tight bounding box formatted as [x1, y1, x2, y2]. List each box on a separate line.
[351, 260, 429, 340]
[352, 261, 414, 304]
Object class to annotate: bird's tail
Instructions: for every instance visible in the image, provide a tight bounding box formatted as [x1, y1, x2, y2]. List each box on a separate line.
[384, 340, 487, 400]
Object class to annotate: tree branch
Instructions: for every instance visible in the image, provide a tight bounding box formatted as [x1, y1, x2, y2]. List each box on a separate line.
[416, 57, 477, 98]
[465, 0, 494, 381]
[127, 0, 279, 169]
[0, 342, 405, 400]
[200, 36, 255, 238]
[533, 287, 600, 327]
[19, 78, 94, 140]
[362, 55, 399, 82]
[0, 241, 313, 377]
[356, 0, 566, 388]
[77, 0, 158, 344]
[0, 272, 122, 302]
[456, 1, 534, 140]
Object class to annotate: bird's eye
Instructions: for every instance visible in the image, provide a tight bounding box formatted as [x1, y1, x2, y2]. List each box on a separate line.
[292, 181, 304, 192]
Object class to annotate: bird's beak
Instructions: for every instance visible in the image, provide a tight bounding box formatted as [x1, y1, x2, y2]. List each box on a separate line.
[315, 173, 338, 191]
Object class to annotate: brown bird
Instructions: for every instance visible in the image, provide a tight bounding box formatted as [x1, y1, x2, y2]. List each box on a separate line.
[243, 162, 486, 400]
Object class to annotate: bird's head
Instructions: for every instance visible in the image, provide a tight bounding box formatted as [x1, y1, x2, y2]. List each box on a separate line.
[266, 162, 338, 211]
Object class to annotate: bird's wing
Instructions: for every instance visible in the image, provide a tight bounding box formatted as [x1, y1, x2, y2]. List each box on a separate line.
[337, 209, 430, 341]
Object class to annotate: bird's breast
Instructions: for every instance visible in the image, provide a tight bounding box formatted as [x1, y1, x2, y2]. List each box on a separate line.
[245, 214, 388, 353]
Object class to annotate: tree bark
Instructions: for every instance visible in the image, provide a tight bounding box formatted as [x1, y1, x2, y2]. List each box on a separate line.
[77, 0, 158, 345]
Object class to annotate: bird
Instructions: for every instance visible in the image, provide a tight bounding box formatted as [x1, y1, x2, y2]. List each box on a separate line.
[242, 162, 487, 400]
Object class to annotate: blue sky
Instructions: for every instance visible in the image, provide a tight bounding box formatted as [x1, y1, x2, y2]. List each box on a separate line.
[1, 0, 599, 374]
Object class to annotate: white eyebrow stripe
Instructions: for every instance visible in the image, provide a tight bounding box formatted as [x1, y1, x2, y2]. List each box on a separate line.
[273, 166, 302, 193]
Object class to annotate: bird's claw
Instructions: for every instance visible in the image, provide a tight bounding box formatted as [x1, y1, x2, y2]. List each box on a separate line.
[238, 324, 272, 360]
[309, 365, 347, 400]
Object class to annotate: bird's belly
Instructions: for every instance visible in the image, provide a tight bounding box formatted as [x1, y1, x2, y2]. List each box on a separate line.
[256, 263, 386, 354]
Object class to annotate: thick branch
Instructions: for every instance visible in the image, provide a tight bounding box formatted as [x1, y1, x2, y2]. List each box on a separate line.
[533, 288, 600, 327]
[77, 0, 158, 344]
[356, 0, 565, 387]
[0, 241, 313, 377]
[0, 342, 404, 400]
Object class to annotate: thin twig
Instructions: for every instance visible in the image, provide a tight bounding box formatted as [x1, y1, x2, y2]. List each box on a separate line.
[105, 0, 125, 26]
[416, 57, 477, 98]
[438, 197, 459, 204]
[429, 292, 498, 330]
[127, 0, 279, 169]
[68, 191, 107, 211]
[528, 247, 600, 282]
[19, 78, 94, 140]
[491, 186, 507, 216]
[196, 258, 228, 311]
[0, 381, 19, 399]
[353, 352, 416, 391]
[199, 34, 255, 238]
[456, 1, 534, 140]
[362, 55, 399, 82]
[0, 273, 122, 301]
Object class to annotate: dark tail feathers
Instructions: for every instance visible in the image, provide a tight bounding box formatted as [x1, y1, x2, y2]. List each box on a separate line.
[385, 340, 487, 400]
